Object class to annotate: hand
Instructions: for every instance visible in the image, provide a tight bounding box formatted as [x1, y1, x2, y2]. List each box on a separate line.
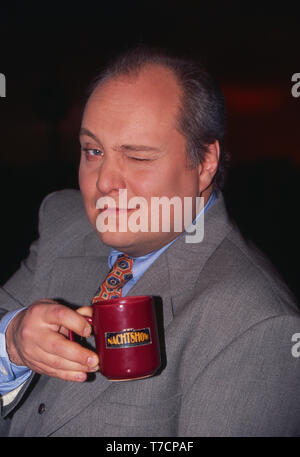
[6, 299, 99, 382]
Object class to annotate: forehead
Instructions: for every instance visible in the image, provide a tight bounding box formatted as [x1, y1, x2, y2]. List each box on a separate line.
[82, 64, 182, 138]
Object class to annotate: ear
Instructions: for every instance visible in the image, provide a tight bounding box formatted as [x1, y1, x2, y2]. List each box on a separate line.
[197, 140, 220, 194]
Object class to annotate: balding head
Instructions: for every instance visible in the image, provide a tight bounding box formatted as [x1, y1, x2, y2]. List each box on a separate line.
[85, 46, 227, 190]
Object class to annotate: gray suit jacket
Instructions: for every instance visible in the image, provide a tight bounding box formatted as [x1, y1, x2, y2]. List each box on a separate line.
[1, 189, 300, 437]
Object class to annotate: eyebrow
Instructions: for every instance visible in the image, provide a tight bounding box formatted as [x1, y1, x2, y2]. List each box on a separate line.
[80, 128, 103, 146]
[80, 127, 161, 153]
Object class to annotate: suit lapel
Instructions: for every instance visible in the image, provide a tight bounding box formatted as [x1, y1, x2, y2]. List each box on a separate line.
[165, 193, 233, 299]
[46, 256, 108, 307]
[127, 253, 174, 327]
[45, 228, 110, 307]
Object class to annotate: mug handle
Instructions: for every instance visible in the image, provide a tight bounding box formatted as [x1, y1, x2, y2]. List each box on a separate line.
[69, 316, 93, 342]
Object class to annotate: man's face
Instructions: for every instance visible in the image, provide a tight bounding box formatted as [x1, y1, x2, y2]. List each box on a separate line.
[79, 64, 204, 256]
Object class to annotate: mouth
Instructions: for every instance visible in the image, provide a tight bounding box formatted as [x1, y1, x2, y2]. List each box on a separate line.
[98, 207, 136, 214]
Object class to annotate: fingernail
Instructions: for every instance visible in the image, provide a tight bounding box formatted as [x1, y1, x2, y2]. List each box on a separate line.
[84, 326, 91, 337]
[87, 356, 98, 366]
[75, 373, 86, 382]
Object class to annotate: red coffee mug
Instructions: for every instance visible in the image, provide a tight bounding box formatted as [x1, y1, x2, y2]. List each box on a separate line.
[69, 295, 161, 381]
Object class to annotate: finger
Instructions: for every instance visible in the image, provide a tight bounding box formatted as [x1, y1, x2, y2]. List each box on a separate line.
[32, 347, 99, 373]
[46, 305, 92, 338]
[58, 325, 69, 337]
[23, 341, 99, 378]
[58, 307, 92, 338]
[41, 332, 99, 368]
[29, 359, 89, 382]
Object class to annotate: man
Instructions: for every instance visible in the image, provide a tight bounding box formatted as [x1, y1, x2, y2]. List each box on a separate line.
[1, 47, 300, 436]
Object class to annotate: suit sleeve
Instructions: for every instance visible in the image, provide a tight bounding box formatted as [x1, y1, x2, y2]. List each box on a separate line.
[178, 314, 300, 436]
[0, 193, 55, 418]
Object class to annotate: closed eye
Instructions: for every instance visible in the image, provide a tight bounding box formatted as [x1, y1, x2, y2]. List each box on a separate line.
[128, 156, 151, 162]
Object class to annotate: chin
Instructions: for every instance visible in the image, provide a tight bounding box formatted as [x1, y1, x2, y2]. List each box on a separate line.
[97, 229, 177, 257]
[97, 230, 139, 253]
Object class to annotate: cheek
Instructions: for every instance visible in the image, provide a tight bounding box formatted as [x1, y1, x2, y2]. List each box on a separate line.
[135, 169, 196, 201]
[174, 166, 200, 197]
[78, 162, 86, 192]
[129, 167, 178, 199]
[79, 165, 94, 197]
[79, 169, 98, 223]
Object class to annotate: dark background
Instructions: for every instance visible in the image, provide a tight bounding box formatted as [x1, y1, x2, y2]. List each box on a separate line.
[0, 2, 299, 301]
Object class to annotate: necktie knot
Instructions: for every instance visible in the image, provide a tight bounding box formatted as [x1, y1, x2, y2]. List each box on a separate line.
[92, 254, 133, 303]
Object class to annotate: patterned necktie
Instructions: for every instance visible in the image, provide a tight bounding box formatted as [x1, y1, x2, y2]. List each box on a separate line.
[92, 254, 134, 303]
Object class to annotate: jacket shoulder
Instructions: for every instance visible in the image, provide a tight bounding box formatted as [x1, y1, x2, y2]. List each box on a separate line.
[205, 227, 299, 317]
[38, 189, 89, 236]
[41, 189, 84, 219]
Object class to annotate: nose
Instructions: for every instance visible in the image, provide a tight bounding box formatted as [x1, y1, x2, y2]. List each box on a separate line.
[96, 155, 126, 195]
